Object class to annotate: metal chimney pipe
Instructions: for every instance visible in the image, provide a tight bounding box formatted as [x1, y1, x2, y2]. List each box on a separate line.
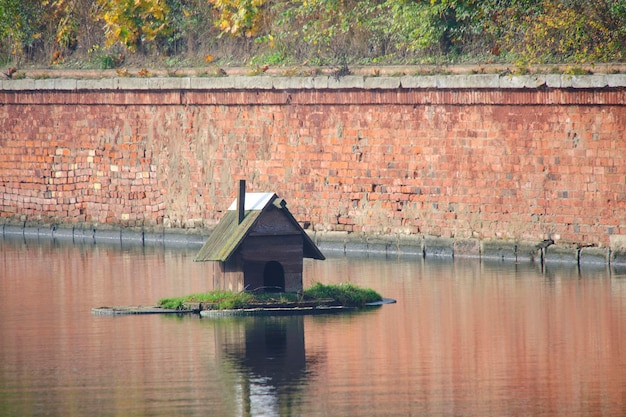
[238, 180, 245, 224]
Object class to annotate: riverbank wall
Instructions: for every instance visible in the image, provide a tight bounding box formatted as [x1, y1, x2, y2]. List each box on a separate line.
[1, 70, 626, 265]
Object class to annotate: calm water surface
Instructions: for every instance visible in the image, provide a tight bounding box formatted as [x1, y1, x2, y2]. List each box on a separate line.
[1, 237, 626, 416]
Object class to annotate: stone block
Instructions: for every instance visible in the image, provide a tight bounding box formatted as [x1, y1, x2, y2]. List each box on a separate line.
[366, 243, 388, 256]
[162, 233, 204, 248]
[73, 228, 95, 243]
[54, 79, 77, 90]
[579, 247, 609, 265]
[435, 74, 500, 89]
[317, 239, 346, 255]
[3, 225, 24, 237]
[312, 76, 329, 89]
[559, 75, 574, 88]
[434, 75, 467, 88]
[37, 226, 54, 239]
[384, 244, 401, 258]
[610, 235, 626, 252]
[190, 77, 235, 89]
[366, 236, 395, 256]
[453, 238, 480, 258]
[115, 77, 149, 90]
[77, 78, 115, 90]
[143, 232, 164, 246]
[607, 74, 626, 87]
[499, 75, 527, 88]
[327, 75, 365, 89]
[610, 236, 626, 265]
[188, 234, 206, 247]
[523, 75, 548, 88]
[515, 241, 540, 262]
[571, 74, 608, 88]
[499, 75, 546, 88]
[423, 236, 454, 258]
[363, 77, 401, 89]
[342, 232, 366, 255]
[316, 230, 348, 243]
[53, 227, 75, 242]
[481, 240, 518, 261]
[610, 250, 626, 266]
[121, 229, 144, 245]
[544, 244, 578, 264]
[397, 235, 424, 258]
[317, 240, 345, 255]
[3, 79, 36, 90]
[230, 75, 274, 89]
[147, 77, 190, 89]
[400, 75, 437, 88]
[34, 79, 55, 90]
[545, 74, 562, 88]
[344, 240, 369, 256]
[22, 227, 39, 239]
[95, 229, 121, 243]
[466, 74, 500, 88]
[272, 77, 316, 90]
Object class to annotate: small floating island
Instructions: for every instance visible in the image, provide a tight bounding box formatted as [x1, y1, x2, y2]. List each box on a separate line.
[92, 283, 396, 317]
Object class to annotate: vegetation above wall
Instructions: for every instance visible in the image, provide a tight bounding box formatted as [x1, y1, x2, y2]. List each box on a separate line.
[1, 0, 625, 73]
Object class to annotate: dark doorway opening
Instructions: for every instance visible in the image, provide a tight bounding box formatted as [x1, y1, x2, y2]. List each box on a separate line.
[263, 261, 285, 292]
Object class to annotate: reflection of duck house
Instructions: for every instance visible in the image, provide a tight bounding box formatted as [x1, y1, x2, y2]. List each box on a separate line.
[194, 181, 325, 293]
[217, 316, 309, 415]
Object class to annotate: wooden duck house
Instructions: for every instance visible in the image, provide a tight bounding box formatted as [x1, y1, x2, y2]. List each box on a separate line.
[194, 181, 325, 293]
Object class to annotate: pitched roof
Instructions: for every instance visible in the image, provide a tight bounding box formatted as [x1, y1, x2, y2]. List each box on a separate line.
[194, 193, 325, 262]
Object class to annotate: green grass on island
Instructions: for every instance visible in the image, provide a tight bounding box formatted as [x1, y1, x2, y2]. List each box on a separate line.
[158, 283, 383, 311]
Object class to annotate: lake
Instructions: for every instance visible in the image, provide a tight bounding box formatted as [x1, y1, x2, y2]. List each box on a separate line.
[1, 237, 625, 416]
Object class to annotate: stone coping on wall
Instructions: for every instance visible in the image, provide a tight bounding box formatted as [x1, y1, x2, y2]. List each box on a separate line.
[2, 72, 626, 91]
[2, 224, 625, 267]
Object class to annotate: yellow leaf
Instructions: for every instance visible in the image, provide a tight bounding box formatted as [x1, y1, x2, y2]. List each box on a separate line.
[205, 55, 215, 63]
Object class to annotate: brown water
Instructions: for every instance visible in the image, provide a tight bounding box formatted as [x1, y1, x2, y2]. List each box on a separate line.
[1, 237, 626, 417]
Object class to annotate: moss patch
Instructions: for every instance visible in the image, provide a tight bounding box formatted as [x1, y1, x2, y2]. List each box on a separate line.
[158, 283, 382, 311]
[303, 282, 382, 307]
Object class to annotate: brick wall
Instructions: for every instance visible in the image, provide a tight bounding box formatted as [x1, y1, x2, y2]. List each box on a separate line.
[1, 75, 625, 249]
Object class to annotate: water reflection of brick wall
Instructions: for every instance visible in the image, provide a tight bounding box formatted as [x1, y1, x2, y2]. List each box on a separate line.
[1, 86, 625, 247]
[302, 260, 626, 416]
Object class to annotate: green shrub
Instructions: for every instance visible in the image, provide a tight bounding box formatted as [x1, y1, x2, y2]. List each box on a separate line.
[303, 282, 382, 307]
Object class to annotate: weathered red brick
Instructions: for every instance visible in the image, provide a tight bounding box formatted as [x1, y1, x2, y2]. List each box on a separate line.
[1, 87, 625, 246]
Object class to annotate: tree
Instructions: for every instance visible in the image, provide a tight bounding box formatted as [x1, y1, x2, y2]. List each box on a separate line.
[97, 0, 170, 52]
[49, 0, 80, 50]
[163, 0, 216, 55]
[485, 0, 626, 63]
[0, 0, 48, 62]
[210, 0, 268, 38]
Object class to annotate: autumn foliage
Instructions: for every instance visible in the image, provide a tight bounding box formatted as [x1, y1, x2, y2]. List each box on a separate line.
[0, 0, 624, 68]
[98, 0, 170, 52]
